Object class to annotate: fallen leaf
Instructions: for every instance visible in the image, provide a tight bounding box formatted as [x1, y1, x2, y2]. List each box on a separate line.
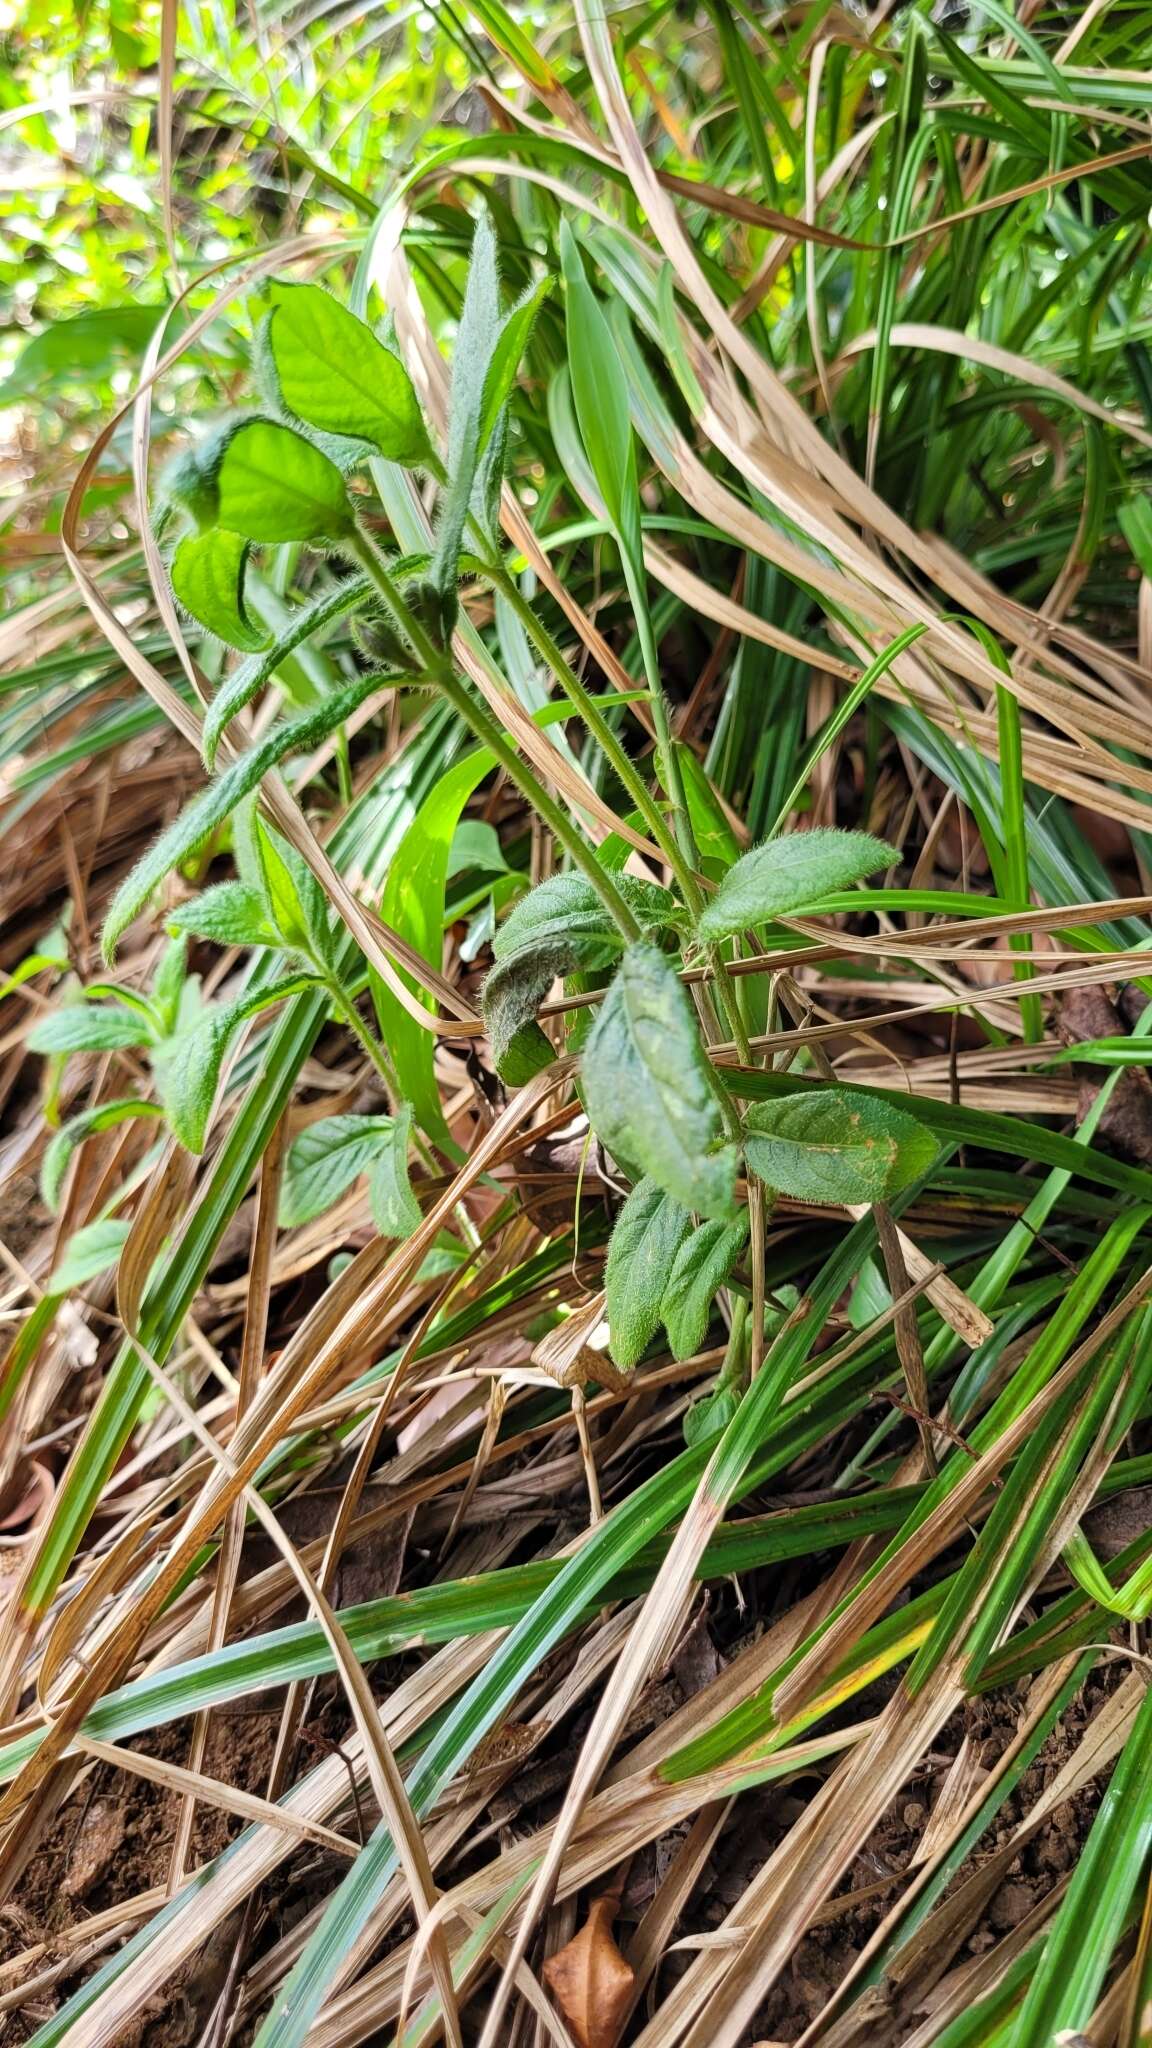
[542, 1889, 635, 2048]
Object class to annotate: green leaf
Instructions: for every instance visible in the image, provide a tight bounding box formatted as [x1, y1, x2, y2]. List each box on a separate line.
[41, 1100, 165, 1212]
[49, 1218, 134, 1293]
[477, 276, 554, 453]
[743, 1089, 939, 1205]
[559, 221, 641, 570]
[102, 672, 387, 960]
[683, 1385, 740, 1448]
[254, 819, 334, 966]
[492, 871, 674, 974]
[280, 1113, 397, 1229]
[262, 282, 431, 467]
[1119, 498, 1152, 581]
[430, 213, 502, 616]
[202, 575, 371, 770]
[482, 945, 564, 1083]
[165, 977, 318, 1154]
[604, 1177, 692, 1370]
[369, 1104, 422, 1238]
[167, 883, 280, 949]
[215, 419, 353, 544]
[662, 1215, 749, 1362]
[150, 934, 188, 1035]
[375, 751, 495, 1145]
[170, 529, 269, 652]
[696, 830, 900, 942]
[582, 943, 737, 1218]
[27, 1004, 155, 1055]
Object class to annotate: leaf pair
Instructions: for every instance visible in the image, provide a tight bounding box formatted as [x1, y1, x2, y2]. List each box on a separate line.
[604, 1178, 748, 1370]
[482, 871, 674, 1083]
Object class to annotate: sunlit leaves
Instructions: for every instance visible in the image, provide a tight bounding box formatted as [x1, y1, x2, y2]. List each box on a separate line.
[261, 282, 431, 467]
[171, 529, 268, 652]
[696, 830, 900, 942]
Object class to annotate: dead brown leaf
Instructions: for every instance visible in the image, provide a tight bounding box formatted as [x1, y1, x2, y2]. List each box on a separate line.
[542, 1889, 636, 2048]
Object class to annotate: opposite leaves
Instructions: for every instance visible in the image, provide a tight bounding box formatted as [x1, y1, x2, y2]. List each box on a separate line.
[604, 1179, 692, 1370]
[582, 943, 736, 1218]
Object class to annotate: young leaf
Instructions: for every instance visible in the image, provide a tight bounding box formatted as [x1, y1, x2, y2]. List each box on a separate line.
[41, 1099, 165, 1211]
[696, 829, 900, 942]
[164, 976, 318, 1154]
[27, 1005, 155, 1056]
[683, 1384, 740, 1448]
[662, 1214, 749, 1362]
[743, 1089, 938, 1206]
[167, 883, 280, 949]
[559, 221, 641, 570]
[482, 944, 565, 1083]
[604, 1177, 692, 1370]
[279, 1114, 397, 1230]
[430, 213, 501, 615]
[49, 1217, 134, 1293]
[102, 671, 386, 960]
[202, 574, 372, 769]
[150, 933, 189, 1036]
[492, 871, 674, 974]
[261, 282, 431, 467]
[254, 819, 335, 967]
[369, 1104, 422, 1239]
[477, 276, 554, 454]
[215, 418, 353, 544]
[171, 528, 268, 652]
[582, 943, 737, 1218]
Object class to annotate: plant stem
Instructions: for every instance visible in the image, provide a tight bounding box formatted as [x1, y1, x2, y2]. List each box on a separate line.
[350, 525, 642, 943]
[487, 561, 695, 896]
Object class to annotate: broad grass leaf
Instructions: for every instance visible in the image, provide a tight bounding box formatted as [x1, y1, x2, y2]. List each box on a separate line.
[697, 829, 899, 941]
[582, 943, 737, 1217]
[280, 1114, 397, 1229]
[662, 1214, 749, 1362]
[263, 282, 431, 466]
[605, 1177, 692, 1370]
[743, 1089, 938, 1205]
[215, 419, 353, 543]
[171, 529, 268, 652]
[559, 221, 642, 572]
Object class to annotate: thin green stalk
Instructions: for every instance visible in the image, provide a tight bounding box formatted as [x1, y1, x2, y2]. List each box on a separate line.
[350, 526, 642, 943]
[487, 559, 693, 894]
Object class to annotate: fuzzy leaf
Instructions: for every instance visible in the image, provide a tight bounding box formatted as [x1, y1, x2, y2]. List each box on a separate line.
[202, 574, 371, 769]
[482, 942, 567, 1082]
[262, 283, 431, 466]
[171, 528, 268, 652]
[41, 1099, 164, 1212]
[165, 976, 317, 1153]
[430, 213, 501, 608]
[493, 871, 674, 975]
[215, 418, 353, 543]
[604, 1177, 692, 1370]
[49, 1217, 134, 1293]
[102, 672, 385, 960]
[743, 1088, 939, 1206]
[167, 883, 280, 949]
[696, 829, 899, 942]
[369, 1104, 422, 1238]
[280, 1113, 397, 1229]
[582, 943, 736, 1217]
[662, 1214, 749, 1362]
[477, 275, 553, 453]
[28, 1004, 154, 1056]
